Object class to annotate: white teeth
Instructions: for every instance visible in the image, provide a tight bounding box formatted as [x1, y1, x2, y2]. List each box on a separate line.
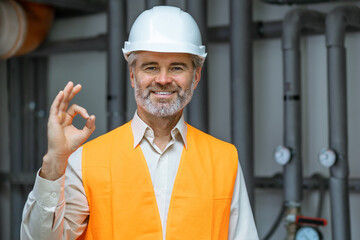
[154, 91, 172, 95]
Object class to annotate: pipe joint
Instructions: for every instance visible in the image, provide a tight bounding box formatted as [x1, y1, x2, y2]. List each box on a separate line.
[282, 9, 325, 50]
[326, 6, 360, 47]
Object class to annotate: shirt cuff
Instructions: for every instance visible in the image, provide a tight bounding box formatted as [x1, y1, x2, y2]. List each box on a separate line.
[33, 169, 65, 208]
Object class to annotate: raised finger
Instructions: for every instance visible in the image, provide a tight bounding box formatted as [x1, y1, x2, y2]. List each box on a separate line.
[68, 84, 82, 102]
[59, 81, 74, 112]
[49, 90, 64, 115]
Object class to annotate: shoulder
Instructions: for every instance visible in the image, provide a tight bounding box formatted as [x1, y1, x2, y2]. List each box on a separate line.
[187, 124, 237, 154]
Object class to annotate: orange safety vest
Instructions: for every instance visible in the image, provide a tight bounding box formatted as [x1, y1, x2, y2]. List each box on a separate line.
[80, 122, 238, 240]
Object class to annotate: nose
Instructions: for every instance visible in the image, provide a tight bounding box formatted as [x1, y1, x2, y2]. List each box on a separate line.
[155, 70, 172, 85]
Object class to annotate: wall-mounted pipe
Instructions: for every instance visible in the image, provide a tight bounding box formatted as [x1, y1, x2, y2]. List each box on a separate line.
[230, 0, 254, 208]
[107, 0, 127, 130]
[0, 0, 54, 59]
[28, 0, 106, 13]
[282, 8, 325, 202]
[146, 0, 165, 9]
[282, 9, 325, 239]
[325, 6, 360, 240]
[186, 0, 208, 132]
[260, 0, 360, 4]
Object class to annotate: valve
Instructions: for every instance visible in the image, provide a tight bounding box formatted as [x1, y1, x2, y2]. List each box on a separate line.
[318, 148, 336, 168]
[295, 215, 327, 226]
[294, 216, 327, 240]
[274, 145, 292, 165]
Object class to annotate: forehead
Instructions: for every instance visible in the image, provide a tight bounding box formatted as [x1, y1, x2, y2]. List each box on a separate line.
[135, 51, 192, 66]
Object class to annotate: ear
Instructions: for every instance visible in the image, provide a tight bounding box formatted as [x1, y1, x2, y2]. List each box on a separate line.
[192, 67, 202, 90]
[129, 66, 135, 88]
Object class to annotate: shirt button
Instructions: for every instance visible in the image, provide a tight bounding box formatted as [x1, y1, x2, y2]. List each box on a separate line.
[51, 192, 57, 198]
[157, 190, 163, 196]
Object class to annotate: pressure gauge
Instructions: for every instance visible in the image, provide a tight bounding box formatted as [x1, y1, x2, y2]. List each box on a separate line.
[295, 226, 322, 240]
[318, 148, 336, 168]
[274, 145, 291, 165]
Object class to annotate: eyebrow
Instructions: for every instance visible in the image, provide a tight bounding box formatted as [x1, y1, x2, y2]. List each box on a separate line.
[140, 62, 158, 68]
[140, 62, 189, 69]
[170, 62, 189, 69]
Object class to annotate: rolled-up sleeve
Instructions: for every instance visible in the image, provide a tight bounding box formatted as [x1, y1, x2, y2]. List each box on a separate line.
[21, 147, 89, 240]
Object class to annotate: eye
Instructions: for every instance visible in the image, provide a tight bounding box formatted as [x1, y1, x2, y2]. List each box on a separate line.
[171, 66, 184, 71]
[144, 66, 158, 72]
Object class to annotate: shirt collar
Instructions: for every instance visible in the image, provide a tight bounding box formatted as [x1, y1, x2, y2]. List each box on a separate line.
[131, 111, 188, 149]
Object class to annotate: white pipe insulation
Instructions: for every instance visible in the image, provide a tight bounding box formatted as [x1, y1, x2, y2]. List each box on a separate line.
[0, 0, 54, 59]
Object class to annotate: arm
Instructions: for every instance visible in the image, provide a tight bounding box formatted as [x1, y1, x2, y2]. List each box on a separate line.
[228, 163, 259, 240]
[21, 148, 89, 239]
[21, 82, 95, 239]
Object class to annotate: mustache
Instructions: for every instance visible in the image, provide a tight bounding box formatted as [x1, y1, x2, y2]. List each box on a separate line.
[147, 83, 179, 92]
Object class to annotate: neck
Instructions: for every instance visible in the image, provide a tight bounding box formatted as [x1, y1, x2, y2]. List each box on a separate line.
[137, 109, 182, 151]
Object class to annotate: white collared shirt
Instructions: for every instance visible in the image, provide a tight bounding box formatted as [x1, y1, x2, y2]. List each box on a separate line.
[21, 113, 259, 240]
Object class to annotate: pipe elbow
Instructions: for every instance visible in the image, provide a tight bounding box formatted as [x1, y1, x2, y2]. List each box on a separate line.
[0, 0, 54, 59]
[282, 9, 325, 50]
[326, 6, 360, 47]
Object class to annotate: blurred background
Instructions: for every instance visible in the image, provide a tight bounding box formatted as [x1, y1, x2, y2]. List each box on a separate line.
[1, 0, 360, 239]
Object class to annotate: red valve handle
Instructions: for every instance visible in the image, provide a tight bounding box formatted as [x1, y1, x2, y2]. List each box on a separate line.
[296, 215, 327, 226]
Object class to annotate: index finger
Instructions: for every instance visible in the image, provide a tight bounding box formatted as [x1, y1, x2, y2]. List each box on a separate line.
[49, 90, 64, 115]
[59, 81, 75, 112]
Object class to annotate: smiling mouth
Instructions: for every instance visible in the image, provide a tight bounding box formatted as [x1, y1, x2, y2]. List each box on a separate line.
[152, 91, 175, 95]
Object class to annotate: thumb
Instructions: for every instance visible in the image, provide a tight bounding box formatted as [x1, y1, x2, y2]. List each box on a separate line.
[82, 115, 96, 138]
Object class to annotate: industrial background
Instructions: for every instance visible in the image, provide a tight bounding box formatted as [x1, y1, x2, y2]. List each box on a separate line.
[0, 0, 360, 239]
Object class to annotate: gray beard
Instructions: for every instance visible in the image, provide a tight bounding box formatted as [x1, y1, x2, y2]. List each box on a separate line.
[133, 76, 195, 117]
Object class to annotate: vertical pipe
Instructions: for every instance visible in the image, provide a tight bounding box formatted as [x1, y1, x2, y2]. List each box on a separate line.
[325, 6, 360, 239]
[8, 58, 24, 240]
[146, 0, 165, 9]
[35, 58, 48, 168]
[283, 48, 302, 203]
[327, 38, 351, 240]
[23, 58, 36, 171]
[107, 0, 127, 130]
[281, 10, 325, 239]
[230, 0, 254, 208]
[328, 46, 351, 240]
[282, 9, 325, 205]
[186, 0, 208, 132]
[0, 60, 10, 240]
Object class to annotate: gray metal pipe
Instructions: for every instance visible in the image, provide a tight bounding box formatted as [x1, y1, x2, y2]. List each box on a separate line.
[186, 0, 208, 132]
[261, 0, 360, 4]
[230, 0, 254, 208]
[35, 58, 48, 167]
[107, 0, 127, 130]
[8, 59, 25, 240]
[282, 9, 325, 203]
[27, 0, 106, 13]
[325, 6, 360, 239]
[146, 0, 165, 9]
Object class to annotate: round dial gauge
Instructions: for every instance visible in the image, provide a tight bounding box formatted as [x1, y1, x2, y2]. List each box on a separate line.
[295, 226, 322, 240]
[274, 145, 291, 165]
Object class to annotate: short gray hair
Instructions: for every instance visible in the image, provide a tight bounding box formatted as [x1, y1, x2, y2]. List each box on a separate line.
[190, 54, 205, 68]
[127, 52, 204, 69]
[127, 52, 138, 69]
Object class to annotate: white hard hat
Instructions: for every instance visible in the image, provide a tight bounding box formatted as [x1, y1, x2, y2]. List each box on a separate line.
[122, 6, 207, 61]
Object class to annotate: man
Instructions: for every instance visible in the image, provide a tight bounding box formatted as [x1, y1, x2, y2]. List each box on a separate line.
[21, 6, 259, 240]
